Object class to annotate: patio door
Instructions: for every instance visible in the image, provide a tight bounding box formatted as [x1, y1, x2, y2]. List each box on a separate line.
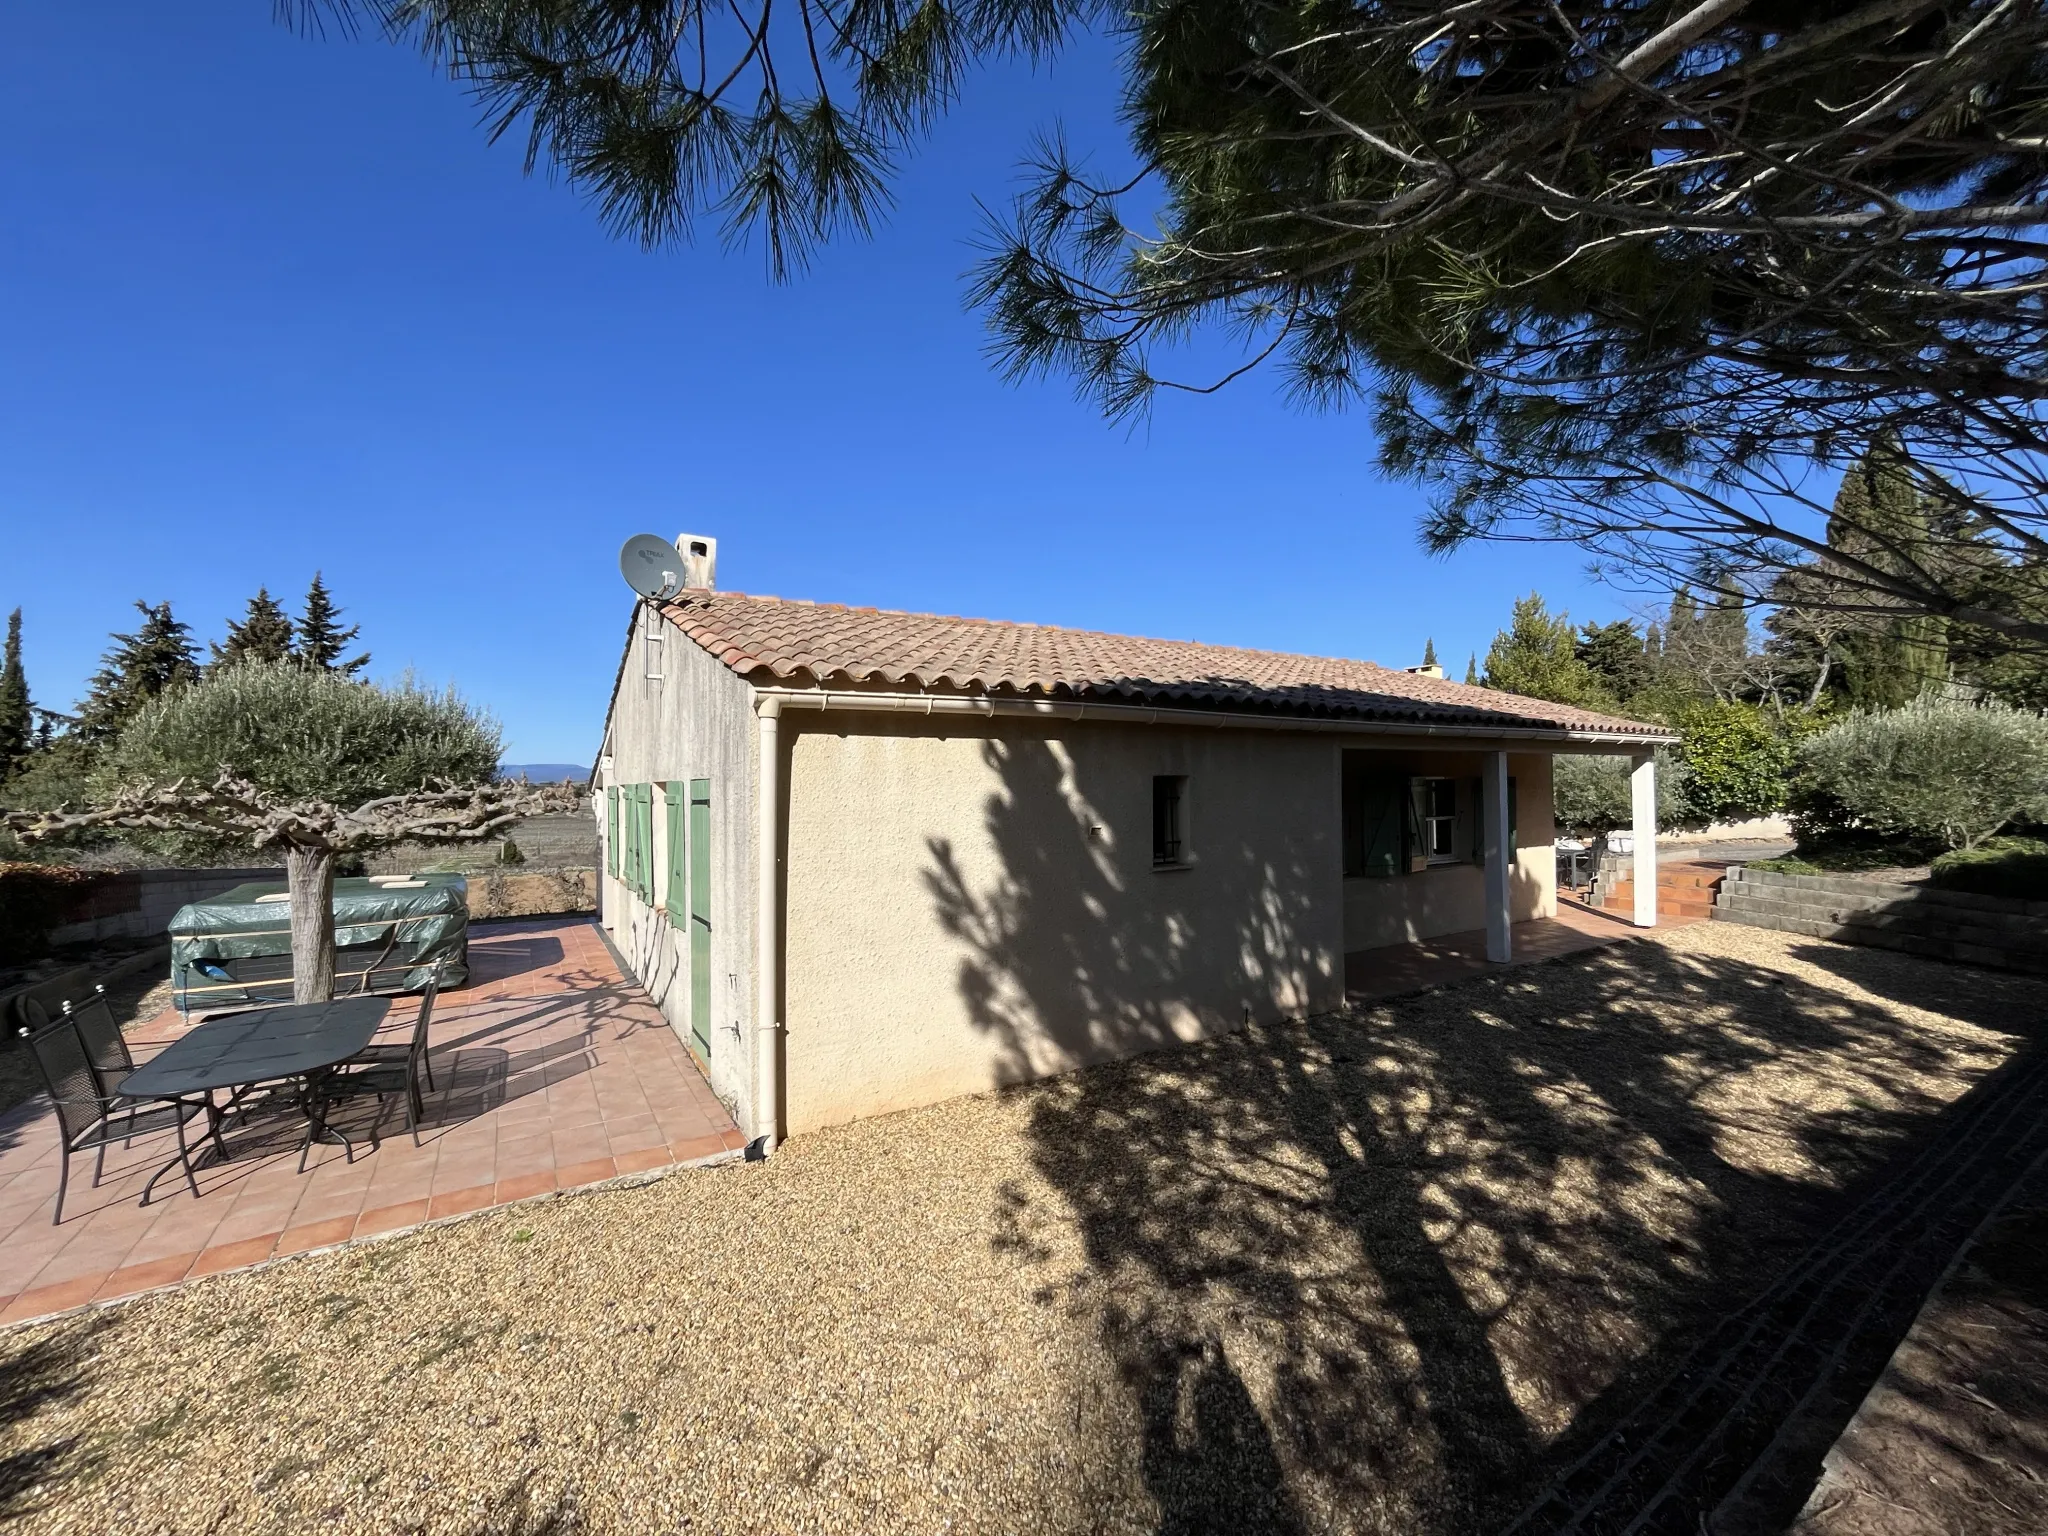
[688, 779, 712, 1058]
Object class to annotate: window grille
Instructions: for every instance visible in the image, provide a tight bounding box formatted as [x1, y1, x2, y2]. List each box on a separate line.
[1152, 776, 1186, 865]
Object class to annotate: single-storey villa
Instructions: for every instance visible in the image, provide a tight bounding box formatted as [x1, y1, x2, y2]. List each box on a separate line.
[592, 537, 1675, 1151]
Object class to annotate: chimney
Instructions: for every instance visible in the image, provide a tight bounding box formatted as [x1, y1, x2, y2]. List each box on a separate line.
[1405, 661, 1445, 679]
[676, 533, 717, 590]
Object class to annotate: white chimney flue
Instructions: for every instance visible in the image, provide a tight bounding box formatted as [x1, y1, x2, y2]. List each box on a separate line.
[676, 533, 717, 591]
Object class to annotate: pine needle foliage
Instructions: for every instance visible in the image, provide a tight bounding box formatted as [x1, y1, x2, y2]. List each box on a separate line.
[959, 0, 2048, 647]
[292, 0, 1094, 278]
[74, 601, 200, 749]
[296, 573, 369, 675]
[1481, 594, 1613, 710]
[212, 587, 297, 668]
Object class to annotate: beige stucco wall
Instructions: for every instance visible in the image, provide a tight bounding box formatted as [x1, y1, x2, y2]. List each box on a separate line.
[592, 604, 759, 1128]
[779, 715, 1348, 1134]
[1340, 750, 1556, 952]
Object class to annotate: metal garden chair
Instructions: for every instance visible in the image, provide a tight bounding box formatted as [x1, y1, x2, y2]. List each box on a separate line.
[17, 1007, 205, 1223]
[312, 969, 443, 1157]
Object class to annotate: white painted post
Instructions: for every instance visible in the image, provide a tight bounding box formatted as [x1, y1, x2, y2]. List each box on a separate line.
[754, 697, 784, 1154]
[1484, 749, 1512, 962]
[1631, 753, 1658, 928]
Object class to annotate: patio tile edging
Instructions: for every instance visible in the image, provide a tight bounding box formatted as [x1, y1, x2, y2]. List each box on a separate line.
[0, 1145, 746, 1335]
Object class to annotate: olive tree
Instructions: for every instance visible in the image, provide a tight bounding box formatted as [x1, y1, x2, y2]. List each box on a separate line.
[4, 664, 577, 1001]
[1800, 694, 2048, 851]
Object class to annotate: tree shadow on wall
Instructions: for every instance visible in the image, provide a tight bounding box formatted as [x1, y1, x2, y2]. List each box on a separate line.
[926, 734, 2046, 1535]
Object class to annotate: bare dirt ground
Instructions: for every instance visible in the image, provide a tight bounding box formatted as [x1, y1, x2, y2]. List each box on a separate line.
[2, 923, 2044, 1535]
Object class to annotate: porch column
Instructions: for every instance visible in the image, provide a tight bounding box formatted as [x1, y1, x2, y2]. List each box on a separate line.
[1483, 750, 1512, 963]
[1631, 752, 1658, 928]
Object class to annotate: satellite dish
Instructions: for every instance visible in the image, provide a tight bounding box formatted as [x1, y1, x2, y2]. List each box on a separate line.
[619, 534, 685, 600]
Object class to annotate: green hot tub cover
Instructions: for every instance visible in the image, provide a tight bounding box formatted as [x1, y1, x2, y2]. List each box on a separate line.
[169, 874, 469, 1014]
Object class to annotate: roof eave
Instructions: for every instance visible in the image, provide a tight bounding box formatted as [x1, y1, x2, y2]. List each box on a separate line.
[748, 682, 1678, 747]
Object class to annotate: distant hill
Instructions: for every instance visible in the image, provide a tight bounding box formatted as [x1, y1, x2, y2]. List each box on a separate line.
[498, 763, 590, 784]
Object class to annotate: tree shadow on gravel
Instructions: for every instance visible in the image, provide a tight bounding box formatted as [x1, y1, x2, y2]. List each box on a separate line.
[0, 1321, 102, 1519]
[932, 737, 2048, 1535]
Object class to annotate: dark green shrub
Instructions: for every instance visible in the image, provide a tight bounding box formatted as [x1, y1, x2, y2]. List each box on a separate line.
[1672, 701, 1794, 825]
[1929, 837, 2048, 899]
[0, 863, 96, 959]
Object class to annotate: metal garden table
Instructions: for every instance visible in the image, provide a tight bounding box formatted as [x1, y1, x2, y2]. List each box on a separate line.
[117, 997, 391, 1203]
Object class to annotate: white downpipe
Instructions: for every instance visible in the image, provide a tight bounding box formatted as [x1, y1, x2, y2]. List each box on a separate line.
[751, 685, 1675, 749]
[1631, 753, 1659, 929]
[754, 696, 783, 1153]
[1483, 750, 1512, 963]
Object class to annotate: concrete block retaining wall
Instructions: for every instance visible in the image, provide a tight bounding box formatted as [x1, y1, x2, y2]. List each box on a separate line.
[46, 867, 285, 947]
[1712, 867, 2048, 975]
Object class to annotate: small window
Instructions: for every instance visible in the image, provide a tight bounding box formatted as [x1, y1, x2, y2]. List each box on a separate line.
[1152, 776, 1187, 866]
[1420, 777, 1458, 864]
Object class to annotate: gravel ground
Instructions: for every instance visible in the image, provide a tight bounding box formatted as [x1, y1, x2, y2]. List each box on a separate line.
[2, 923, 2043, 1536]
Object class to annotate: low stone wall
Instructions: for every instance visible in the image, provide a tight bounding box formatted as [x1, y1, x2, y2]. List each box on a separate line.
[44, 866, 285, 947]
[1714, 866, 2048, 975]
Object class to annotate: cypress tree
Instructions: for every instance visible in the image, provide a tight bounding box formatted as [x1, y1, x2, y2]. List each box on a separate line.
[1830, 440, 1950, 708]
[1576, 619, 1651, 704]
[1422, 636, 1439, 667]
[75, 601, 201, 748]
[211, 587, 296, 667]
[296, 573, 369, 675]
[0, 608, 31, 782]
[1464, 653, 1480, 686]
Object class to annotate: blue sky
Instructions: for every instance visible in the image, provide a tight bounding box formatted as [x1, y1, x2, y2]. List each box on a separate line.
[2, 6, 1631, 764]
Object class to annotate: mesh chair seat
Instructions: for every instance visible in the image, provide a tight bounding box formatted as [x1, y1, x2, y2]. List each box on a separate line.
[315, 971, 443, 1156]
[17, 1009, 204, 1224]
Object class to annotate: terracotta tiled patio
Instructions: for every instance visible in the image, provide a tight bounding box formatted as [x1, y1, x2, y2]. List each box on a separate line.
[1344, 896, 1703, 1001]
[0, 917, 742, 1328]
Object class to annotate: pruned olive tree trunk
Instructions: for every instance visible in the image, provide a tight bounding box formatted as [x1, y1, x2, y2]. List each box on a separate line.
[285, 842, 337, 1005]
[7, 772, 581, 1006]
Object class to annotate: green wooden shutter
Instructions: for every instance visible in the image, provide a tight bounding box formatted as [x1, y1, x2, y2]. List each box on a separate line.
[687, 779, 712, 1056]
[1404, 779, 1430, 873]
[665, 782, 686, 921]
[635, 784, 656, 902]
[620, 785, 633, 889]
[1358, 775, 1406, 879]
[606, 786, 619, 877]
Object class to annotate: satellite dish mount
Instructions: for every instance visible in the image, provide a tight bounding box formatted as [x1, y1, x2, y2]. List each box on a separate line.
[619, 534, 687, 601]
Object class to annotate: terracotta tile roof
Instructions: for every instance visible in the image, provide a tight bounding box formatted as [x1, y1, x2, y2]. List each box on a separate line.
[653, 590, 1671, 739]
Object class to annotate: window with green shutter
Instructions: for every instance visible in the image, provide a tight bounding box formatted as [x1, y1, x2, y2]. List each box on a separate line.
[1342, 757, 1409, 878]
[687, 780, 712, 1057]
[606, 785, 620, 877]
[633, 784, 656, 903]
[664, 781, 687, 921]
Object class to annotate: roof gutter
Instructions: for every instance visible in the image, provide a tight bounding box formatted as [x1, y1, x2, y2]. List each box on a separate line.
[750, 685, 1677, 749]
